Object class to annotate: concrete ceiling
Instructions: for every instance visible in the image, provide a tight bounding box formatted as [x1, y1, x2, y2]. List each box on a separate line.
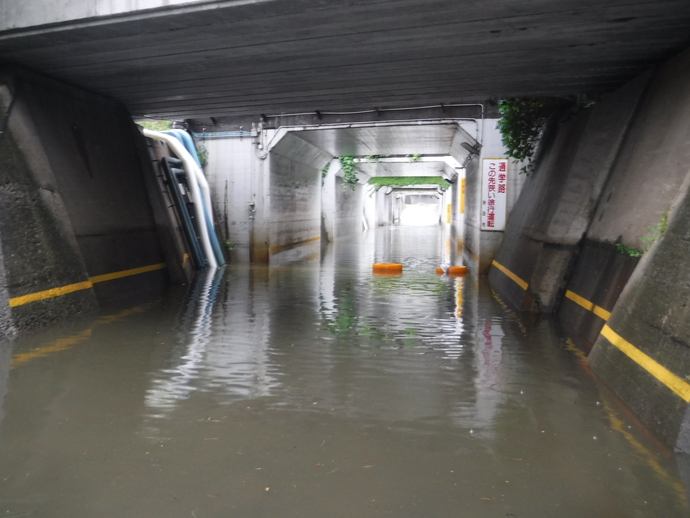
[1, 0, 689, 119]
[293, 124, 457, 157]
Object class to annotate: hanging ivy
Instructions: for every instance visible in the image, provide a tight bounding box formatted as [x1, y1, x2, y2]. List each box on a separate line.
[496, 98, 551, 173]
[339, 156, 359, 190]
[196, 142, 209, 167]
[368, 176, 450, 191]
[321, 161, 331, 185]
[496, 95, 604, 174]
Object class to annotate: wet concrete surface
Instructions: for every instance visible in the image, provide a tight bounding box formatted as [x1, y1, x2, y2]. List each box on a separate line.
[0, 226, 688, 517]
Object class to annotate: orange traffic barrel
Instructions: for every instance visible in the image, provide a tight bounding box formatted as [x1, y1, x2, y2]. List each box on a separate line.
[373, 263, 403, 273]
[435, 267, 444, 275]
[448, 265, 467, 276]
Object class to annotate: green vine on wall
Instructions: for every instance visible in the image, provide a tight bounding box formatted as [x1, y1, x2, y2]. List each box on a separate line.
[616, 211, 669, 257]
[339, 156, 359, 190]
[365, 154, 390, 163]
[496, 95, 604, 175]
[496, 98, 551, 174]
[615, 244, 643, 257]
[321, 161, 331, 185]
[196, 142, 209, 167]
[327, 155, 430, 190]
[368, 176, 450, 191]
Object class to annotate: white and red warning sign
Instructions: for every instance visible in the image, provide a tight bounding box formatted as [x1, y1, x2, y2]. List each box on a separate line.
[481, 159, 508, 231]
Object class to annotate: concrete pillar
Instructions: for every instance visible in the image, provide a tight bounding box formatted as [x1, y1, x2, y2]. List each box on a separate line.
[589, 173, 690, 451]
[0, 74, 96, 332]
[266, 132, 330, 265]
[486, 71, 649, 312]
[320, 158, 337, 243]
[460, 120, 523, 274]
[202, 133, 264, 263]
[0, 67, 170, 331]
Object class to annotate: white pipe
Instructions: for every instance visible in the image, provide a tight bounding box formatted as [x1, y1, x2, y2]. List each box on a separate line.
[189, 162, 214, 232]
[143, 129, 218, 269]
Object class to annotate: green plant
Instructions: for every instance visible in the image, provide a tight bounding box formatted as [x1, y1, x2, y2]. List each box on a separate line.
[616, 244, 643, 257]
[640, 211, 668, 251]
[408, 154, 422, 162]
[496, 95, 604, 175]
[365, 154, 390, 163]
[224, 241, 237, 252]
[136, 120, 172, 131]
[617, 211, 670, 258]
[368, 176, 450, 191]
[339, 156, 359, 190]
[196, 142, 209, 167]
[496, 98, 551, 174]
[321, 161, 331, 184]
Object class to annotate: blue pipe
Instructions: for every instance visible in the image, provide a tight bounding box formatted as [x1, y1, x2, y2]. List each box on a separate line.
[163, 130, 226, 266]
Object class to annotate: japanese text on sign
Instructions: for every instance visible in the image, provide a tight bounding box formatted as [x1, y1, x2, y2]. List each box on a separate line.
[481, 159, 508, 231]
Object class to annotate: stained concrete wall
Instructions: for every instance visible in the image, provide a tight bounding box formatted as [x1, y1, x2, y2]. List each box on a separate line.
[585, 49, 690, 452]
[0, 67, 168, 331]
[489, 47, 690, 451]
[320, 158, 338, 243]
[0, 78, 96, 332]
[202, 134, 263, 263]
[17, 74, 167, 303]
[461, 119, 523, 273]
[488, 75, 649, 313]
[320, 160, 364, 242]
[267, 132, 331, 265]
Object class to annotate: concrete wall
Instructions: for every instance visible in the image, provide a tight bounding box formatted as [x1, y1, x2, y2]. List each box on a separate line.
[0, 79, 95, 332]
[334, 177, 364, 240]
[461, 119, 522, 273]
[202, 134, 263, 263]
[584, 49, 690, 452]
[0, 67, 168, 331]
[488, 75, 649, 312]
[19, 75, 167, 303]
[320, 158, 337, 243]
[267, 132, 330, 265]
[489, 47, 690, 451]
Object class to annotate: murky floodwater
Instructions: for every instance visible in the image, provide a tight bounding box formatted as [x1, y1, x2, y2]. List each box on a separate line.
[0, 226, 688, 517]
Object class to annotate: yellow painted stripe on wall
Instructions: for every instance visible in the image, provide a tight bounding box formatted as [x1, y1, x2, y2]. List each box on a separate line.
[269, 236, 321, 254]
[8, 263, 168, 308]
[565, 290, 612, 320]
[90, 263, 167, 284]
[9, 281, 93, 308]
[601, 325, 690, 402]
[592, 305, 612, 321]
[491, 260, 529, 290]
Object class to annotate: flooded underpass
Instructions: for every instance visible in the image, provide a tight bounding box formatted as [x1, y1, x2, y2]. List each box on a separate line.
[0, 226, 688, 518]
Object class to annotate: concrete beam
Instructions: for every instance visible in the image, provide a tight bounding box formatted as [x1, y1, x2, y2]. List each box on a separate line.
[1, 1, 689, 118]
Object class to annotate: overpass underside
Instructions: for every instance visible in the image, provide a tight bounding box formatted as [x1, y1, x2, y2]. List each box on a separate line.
[2, 0, 690, 508]
[1, 0, 690, 120]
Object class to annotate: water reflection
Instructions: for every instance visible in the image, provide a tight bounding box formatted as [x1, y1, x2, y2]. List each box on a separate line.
[0, 339, 11, 426]
[145, 269, 224, 414]
[0, 226, 687, 517]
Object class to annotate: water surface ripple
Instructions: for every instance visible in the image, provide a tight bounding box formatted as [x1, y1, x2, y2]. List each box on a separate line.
[0, 226, 687, 517]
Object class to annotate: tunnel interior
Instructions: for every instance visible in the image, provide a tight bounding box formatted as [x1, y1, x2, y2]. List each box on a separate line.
[3, 2, 690, 516]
